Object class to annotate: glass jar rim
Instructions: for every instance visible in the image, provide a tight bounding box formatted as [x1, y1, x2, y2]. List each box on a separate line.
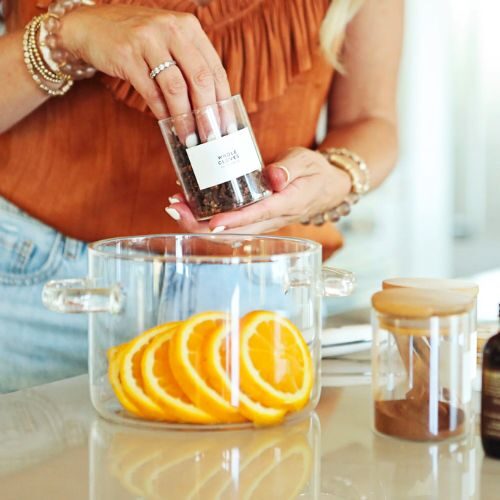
[158, 94, 242, 124]
[88, 233, 321, 264]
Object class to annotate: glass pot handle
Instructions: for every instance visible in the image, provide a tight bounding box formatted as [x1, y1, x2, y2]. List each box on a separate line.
[320, 267, 355, 297]
[42, 279, 124, 314]
[285, 267, 355, 297]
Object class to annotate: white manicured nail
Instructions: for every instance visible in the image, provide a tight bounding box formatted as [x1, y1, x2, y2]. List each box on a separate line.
[227, 122, 238, 134]
[211, 226, 226, 234]
[168, 196, 180, 204]
[207, 132, 217, 142]
[165, 207, 181, 221]
[185, 133, 199, 148]
[276, 165, 291, 185]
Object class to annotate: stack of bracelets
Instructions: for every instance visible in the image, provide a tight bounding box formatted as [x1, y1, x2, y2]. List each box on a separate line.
[23, 0, 96, 97]
[301, 147, 371, 226]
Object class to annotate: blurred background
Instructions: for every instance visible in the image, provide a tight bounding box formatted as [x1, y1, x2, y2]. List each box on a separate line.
[325, 0, 500, 318]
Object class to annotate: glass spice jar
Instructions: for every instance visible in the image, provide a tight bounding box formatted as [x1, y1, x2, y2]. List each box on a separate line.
[371, 288, 475, 442]
[159, 95, 271, 220]
[382, 278, 480, 389]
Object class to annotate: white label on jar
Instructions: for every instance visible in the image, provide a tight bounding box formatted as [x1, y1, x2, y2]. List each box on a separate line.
[186, 127, 262, 190]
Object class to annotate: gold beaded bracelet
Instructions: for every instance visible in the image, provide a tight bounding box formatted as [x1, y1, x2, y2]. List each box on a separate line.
[323, 147, 371, 196]
[40, 0, 96, 81]
[300, 148, 371, 227]
[23, 14, 74, 97]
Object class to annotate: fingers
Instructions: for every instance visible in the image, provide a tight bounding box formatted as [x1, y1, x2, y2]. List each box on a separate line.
[207, 190, 299, 231]
[153, 14, 230, 142]
[164, 146, 344, 236]
[264, 164, 291, 192]
[144, 44, 198, 146]
[191, 30, 237, 136]
[206, 149, 330, 230]
[218, 96, 239, 136]
[223, 216, 294, 235]
[168, 20, 222, 143]
[173, 202, 294, 234]
[146, 42, 221, 143]
[147, 48, 192, 116]
[264, 149, 321, 192]
[164, 197, 212, 233]
[193, 28, 231, 102]
[168, 21, 217, 110]
[164, 198, 288, 235]
[127, 60, 169, 120]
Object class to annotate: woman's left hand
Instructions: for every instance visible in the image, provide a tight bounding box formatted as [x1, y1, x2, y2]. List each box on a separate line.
[165, 147, 352, 233]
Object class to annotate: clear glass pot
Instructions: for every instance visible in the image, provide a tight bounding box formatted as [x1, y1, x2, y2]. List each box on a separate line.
[42, 235, 354, 429]
[371, 288, 475, 442]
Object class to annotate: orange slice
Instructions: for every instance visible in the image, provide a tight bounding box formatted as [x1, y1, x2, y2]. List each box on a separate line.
[120, 323, 180, 420]
[142, 327, 218, 424]
[205, 324, 287, 426]
[169, 311, 246, 423]
[239, 311, 313, 411]
[108, 345, 142, 418]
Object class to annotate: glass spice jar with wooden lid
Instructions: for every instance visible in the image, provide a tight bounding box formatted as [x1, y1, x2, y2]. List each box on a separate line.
[382, 278, 480, 390]
[371, 288, 475, 442]
[382, 277, 478, 323]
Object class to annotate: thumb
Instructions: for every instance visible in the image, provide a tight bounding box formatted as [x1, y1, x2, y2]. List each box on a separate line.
[264, 149, 317, 192]
[264, 164, 291, 192]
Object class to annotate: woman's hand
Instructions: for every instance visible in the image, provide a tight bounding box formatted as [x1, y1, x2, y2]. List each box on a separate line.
[165, 147, 352, 234]
[60, 4, 230, 120]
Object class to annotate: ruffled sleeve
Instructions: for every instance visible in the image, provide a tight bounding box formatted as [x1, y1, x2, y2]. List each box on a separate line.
[98, 0, 331, 114]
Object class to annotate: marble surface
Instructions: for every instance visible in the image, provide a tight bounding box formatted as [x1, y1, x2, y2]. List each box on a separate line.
[1, 374, 499, 500]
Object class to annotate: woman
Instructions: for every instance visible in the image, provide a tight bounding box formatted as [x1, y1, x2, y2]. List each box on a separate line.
[0, 0, 402, 392]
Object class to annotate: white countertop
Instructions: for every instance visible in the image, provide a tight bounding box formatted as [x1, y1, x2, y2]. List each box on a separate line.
[2, 270, 499, 499]
[1, 373, 499, 500]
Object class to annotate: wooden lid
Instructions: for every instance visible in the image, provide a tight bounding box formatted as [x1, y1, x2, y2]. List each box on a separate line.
[382, 277, 479, 297]
[372, 288, 475, 318]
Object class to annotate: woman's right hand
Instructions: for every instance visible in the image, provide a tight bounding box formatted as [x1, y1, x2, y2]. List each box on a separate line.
[60, 4, 231, 121]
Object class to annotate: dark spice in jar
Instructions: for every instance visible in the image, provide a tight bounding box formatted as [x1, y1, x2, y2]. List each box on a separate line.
[160, 95, 272, 221]
[169, 129, 271, 221]
[375, 399, 465, 441]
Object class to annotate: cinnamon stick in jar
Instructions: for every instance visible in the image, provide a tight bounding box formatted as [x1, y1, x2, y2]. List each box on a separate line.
[371, 288, 475, 442]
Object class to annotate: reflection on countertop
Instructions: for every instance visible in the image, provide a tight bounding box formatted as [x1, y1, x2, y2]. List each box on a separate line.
[0, 376, 91, 477]
[1, 376, 500, 499]
[91, 415, 319, 499]
[318, 388, 489, 500]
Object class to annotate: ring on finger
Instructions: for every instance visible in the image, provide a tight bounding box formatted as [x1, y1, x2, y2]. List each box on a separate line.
[150, 60, 177, 79]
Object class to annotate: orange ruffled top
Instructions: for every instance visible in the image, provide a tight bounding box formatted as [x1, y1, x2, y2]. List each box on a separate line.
[1, 0, 342, 257]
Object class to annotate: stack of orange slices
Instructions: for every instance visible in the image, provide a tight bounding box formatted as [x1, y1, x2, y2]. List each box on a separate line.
[107, 310, 314, 426]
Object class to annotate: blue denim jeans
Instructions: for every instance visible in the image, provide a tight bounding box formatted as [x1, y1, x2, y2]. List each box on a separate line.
[0, 196, 88, 393]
